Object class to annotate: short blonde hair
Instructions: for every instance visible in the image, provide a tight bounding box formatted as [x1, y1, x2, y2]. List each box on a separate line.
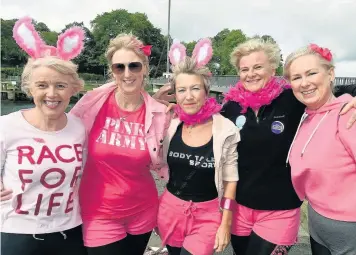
[171, 57, 211, 93]
[105, 33, 149, 78]
[230, 38, 281, 72]
[284, 46, 335, 80]
[21, 56, 84, 96]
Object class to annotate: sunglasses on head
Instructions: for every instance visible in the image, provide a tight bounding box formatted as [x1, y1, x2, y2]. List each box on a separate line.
[111, 62, 143, 75]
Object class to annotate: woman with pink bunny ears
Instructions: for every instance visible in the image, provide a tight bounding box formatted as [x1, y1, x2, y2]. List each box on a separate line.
[156, 38, 240, 255]
[0, 17, 87, 255]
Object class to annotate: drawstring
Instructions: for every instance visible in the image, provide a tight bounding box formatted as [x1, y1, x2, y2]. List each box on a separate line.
[182, 201, 196, 236]
[286, 111, 330, 165]
[60, 231, 67, 240]
[300, 111, 329, 157]
[32, 234, 44, 241]
[32, 231, 67, 241]
[183, 201, 197, 216]
[286, 112, 308, 166]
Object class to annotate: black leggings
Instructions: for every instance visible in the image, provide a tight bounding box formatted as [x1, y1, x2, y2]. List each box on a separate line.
[166, 245, 192, 255]
[231, 232, 293, 255]
[1, 225, 87, 255]
[310, 236, 332, 255]
[87, 231, 152, 255]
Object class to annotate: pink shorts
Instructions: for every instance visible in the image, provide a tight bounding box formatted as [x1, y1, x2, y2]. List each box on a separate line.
[157, 190, 222, 255]
[231, 203, 300, 245]
[82, 205, 158, 247]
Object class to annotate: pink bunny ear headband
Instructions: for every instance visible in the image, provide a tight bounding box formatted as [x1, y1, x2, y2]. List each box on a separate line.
[13, 17, 85, 60]
[169, 38, 213, 69]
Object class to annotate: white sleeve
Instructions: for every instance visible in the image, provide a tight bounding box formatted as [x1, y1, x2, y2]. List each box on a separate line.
[0, 126, 6, 176]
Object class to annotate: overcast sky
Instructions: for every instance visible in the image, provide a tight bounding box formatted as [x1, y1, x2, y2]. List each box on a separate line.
[2, 0, 356, 76]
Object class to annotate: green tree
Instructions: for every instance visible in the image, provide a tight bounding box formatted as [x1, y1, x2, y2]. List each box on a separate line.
[1, 19, 27, 66]
[1, 18, 58, 66]
[90, 9, 166, 77]
[34, 20, 58, 46]
[261, 34, 276, 44]
[35, 22, 50, 32]
[213, 29, 231, 47]
[61, 22, 103, 74]
[184, 41, 196, 56]
[41, 31, 58, 46]
[212, 29, 247, 75]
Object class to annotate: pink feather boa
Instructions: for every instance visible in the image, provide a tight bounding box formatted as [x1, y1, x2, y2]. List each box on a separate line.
[174, 97, 222, 126]
[223, 76, 291, 113]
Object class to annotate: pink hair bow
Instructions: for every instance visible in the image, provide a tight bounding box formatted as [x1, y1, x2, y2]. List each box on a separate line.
[139, 45, 152, 56]
[309, 43, 333, 62]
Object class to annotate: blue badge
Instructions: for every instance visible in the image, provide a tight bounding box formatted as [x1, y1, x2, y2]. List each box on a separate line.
[235, 115, 246, 129]
[271, 121, 285, 134]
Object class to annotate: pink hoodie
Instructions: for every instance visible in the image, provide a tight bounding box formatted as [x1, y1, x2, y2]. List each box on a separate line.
[288, 94, 356, 221]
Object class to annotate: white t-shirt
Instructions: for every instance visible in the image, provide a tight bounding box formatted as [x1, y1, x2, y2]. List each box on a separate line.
[0, 111, 86, 234]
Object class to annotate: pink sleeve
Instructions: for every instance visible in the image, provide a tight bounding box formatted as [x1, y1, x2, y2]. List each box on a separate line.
[338, 112, 356, 161]
[154, 112, 171, 181]
[163, 112, 172, 136]
[69, 94, 89, 118]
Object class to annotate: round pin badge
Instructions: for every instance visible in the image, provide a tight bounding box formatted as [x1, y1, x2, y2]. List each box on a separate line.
[235, 115, 246, 129]
[271, 121, 285, 134]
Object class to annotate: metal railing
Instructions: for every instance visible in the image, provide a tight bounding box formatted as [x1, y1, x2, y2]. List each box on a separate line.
[1, 77, 106, 85]
[2, 76, 356, 88]
[334, 77, 356, 85]
[149, 76, 356, 88]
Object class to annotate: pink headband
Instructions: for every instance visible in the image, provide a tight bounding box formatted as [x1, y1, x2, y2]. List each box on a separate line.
[309, 43, 332, 62]
[13, 17, 85, 60]
[168, 38, 213, 68]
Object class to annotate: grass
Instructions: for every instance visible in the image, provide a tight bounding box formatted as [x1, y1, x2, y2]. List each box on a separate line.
[84, 84, 96, 91]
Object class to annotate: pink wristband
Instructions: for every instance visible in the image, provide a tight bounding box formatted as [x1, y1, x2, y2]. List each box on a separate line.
[220, 197, 236, 211]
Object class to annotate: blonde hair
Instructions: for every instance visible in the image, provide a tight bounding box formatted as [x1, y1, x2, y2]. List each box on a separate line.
[230, 38, 281, 72]
[21, 56, 84, 96]
[105, 33, 149, 78]
[284, 46, 335, 80]
[171, 57, 211, 93]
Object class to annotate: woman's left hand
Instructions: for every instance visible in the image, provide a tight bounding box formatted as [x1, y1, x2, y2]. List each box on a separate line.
[152, 83, 175, 103]
[340, 97, 356, 129]
[214, 224, 231, 252]
[166, 103, 176, 113]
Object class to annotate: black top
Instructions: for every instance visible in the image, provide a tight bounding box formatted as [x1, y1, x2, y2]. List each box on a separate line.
[167, 123, 218, 202]
[221, 85, 356, 210]
[334, 84, 356, 97]
[221, 89, 305, 210]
